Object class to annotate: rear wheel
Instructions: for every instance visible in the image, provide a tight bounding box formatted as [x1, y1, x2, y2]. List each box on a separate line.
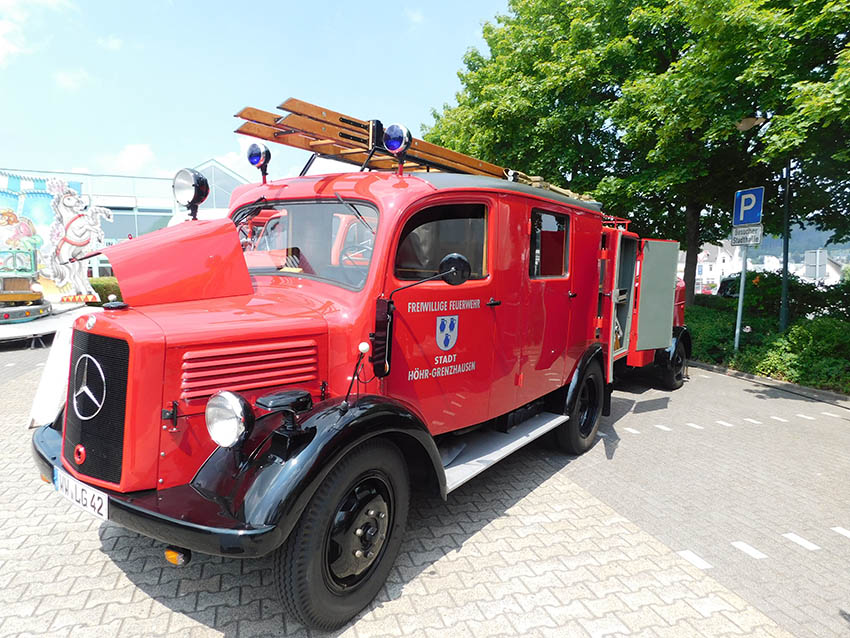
[556, 360, 604, 455]
[660, 340, 687, 390]
[274, 439, 409, 631]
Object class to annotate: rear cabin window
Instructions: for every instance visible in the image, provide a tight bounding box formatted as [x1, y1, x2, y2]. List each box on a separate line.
[530, 210, 569, 278]
[394, 204, 487, 281]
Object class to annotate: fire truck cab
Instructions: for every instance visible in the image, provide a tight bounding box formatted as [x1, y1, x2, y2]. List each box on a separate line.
[31, 99, 690, 631]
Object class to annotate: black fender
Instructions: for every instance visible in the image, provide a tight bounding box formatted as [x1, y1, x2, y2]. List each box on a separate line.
[192, 395, 445, 553]
[655, 325, 692, 369]
[564, 344, 609, 417]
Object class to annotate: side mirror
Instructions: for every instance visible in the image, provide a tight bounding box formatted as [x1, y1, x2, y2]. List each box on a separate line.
[439, 253, 471, 286]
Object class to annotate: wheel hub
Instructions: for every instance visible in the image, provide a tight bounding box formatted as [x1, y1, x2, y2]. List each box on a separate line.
[328, 491, 390, 584]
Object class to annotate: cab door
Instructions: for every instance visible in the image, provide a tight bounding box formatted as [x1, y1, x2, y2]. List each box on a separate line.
[384, 199, 499, 435]
[518, 207, 574, 405]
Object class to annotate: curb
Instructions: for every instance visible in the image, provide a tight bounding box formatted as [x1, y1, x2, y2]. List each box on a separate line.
[690, 361, 850, 411]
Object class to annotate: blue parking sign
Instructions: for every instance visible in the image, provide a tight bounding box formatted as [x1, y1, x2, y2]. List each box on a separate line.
[733, 187, 764, 226]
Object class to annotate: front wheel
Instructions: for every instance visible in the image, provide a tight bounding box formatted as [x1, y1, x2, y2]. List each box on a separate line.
[274, 439, 409, 631]
[555, 360, 604, 455]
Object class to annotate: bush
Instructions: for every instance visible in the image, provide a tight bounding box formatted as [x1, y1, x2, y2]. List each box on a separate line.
[685, 305, 850, 394]
[87, 277, 122, 306]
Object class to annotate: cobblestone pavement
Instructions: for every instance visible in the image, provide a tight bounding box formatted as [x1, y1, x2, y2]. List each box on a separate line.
[1, 344, 843, 637]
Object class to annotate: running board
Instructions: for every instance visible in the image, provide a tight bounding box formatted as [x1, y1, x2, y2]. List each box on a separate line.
[444, 411, 568, 493]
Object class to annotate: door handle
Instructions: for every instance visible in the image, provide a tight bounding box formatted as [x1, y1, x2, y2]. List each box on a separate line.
[568, 291, 578, 298]
[486, 297, 501, 307]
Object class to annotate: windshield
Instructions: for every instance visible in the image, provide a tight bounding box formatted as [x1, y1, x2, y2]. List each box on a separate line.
[236, 200, 378, 290]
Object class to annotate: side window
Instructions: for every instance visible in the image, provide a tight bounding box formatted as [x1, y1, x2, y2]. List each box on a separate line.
[394, 203, 487, 281]
[530, 209, 569, 278]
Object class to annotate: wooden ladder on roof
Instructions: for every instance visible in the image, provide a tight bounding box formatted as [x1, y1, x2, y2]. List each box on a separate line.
[234, 97, 596, 202]
[235, 98, 505, 177]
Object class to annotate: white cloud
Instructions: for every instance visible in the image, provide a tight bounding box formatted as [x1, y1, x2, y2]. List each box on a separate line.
[405, 8, 424, 25]
[97, 143, 158, 176]
[213, 137, 260, 181]
[53, 68, 90, 90]
[96, 35, 122, 50]
[0, 0, 72, 67]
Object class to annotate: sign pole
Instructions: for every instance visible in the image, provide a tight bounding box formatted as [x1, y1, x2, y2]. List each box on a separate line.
[734, 245, 748, 352]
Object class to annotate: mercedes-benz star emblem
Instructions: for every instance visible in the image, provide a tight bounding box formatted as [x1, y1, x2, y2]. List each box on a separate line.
[72, 354, 107, 421]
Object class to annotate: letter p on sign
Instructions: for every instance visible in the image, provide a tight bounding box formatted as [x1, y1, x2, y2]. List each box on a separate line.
[733, 187, 764, 226]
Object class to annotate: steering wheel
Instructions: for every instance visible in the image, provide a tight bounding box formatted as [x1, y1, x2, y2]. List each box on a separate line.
[339, 244, 373, 267]
[339, 245, 372, 286]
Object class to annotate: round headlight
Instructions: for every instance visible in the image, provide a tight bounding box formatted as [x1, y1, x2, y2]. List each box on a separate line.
[247, 143, 271, 168]
[383, 123, 411, 156]
[205, 391, 253, 448]
[172, 168, 210, 207]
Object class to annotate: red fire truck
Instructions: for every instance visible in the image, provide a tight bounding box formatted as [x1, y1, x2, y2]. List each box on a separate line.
[31, 99, 690, 630]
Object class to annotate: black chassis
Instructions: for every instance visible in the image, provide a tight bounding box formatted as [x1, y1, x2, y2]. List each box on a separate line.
[32, 395, 446, 558]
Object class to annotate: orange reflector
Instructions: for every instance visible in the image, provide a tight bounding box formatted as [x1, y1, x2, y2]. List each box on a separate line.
[40, 474, 51, 483]
[164, 546, 190, 566]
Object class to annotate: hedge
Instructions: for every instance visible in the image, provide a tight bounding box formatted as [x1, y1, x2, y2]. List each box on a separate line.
[87, 277, 122, 306]
[686, 304, 850, 395]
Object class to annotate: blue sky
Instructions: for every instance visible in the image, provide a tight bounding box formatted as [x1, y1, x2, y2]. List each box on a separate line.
[0, 0, 508, 181]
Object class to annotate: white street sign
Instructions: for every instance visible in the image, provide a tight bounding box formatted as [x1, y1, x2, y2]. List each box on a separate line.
[731, 224, 763, 246]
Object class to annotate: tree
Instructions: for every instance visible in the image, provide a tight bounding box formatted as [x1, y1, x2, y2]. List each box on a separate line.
[425, 0, 850, 306]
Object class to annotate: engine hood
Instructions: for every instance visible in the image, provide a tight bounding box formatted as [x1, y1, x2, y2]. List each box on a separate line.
[103, 218, 253, 306]
[133, 288, 333, 347]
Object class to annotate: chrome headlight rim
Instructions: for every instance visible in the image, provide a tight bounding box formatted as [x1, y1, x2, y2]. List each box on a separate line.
[205, 390, 253, 448]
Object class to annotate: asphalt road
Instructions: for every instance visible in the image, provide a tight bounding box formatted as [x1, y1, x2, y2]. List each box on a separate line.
[1, 338, 848, 637]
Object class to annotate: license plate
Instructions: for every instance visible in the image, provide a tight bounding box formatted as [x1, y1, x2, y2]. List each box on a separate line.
[54, 468, 109, 521]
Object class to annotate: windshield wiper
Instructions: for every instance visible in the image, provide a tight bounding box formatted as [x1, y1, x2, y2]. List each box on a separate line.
[335, 192, 375, 236]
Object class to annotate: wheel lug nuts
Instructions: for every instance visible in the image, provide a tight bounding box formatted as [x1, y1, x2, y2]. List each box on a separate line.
[355, 528, 363, 537]
[367, 551, 374, 558]
[368, 509, 375, 516]
[379, 512, 386, 519]
[354, 549, 364, 558]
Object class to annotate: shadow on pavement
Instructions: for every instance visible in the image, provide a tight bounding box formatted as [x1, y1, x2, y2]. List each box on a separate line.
[98, 441, 579, 637]
[741, 383, 850, 414]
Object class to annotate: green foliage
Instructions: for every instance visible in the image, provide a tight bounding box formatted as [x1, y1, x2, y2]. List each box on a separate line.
[87, 277, 122, 307]
[685, 305, 850, 394]
[693, 294, 737, 312]
[426, 0, 850, 300]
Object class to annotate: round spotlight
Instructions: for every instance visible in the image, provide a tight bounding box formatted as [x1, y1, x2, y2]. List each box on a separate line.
[247, 143, 271, 169]
[383, 124, 411, 156]
[205, 391, 254, 448]
[172, 168, 210, 208]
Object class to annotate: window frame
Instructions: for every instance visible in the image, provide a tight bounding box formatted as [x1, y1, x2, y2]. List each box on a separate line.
[392, 200, 490, 283]
[529, 208, 571, 280]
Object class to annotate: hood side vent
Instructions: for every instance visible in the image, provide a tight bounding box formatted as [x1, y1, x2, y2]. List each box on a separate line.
[181, 339, 318, 401]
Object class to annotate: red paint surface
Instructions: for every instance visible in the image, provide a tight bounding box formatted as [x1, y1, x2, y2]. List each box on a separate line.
[103, 218, 253, 306]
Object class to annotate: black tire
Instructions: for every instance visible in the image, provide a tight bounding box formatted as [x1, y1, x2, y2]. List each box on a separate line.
[274, 439, 409, 631]
[660, 340, 687, 390]
[556, 360, 604, 455]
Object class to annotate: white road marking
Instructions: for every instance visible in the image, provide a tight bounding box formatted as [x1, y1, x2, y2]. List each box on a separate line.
[35, 362, 45, 367]
[685, 422, 704, 430]
[770, 416, 789, 422]
[832, 527, 850, 539]
[654, 424, 672, 431]
[624, 427, 641, 434]
[744, 418, 762, 424]
[782, 533, 821, 551]
[3, 363, 13, 368]
[821, 412, 840, 418]
[731, 541, 768, 559]
[716, 420, 735, 427]
[677, 550, 713, 569]
[699, 374, 711, 379]
[797, 414, 816, 421]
